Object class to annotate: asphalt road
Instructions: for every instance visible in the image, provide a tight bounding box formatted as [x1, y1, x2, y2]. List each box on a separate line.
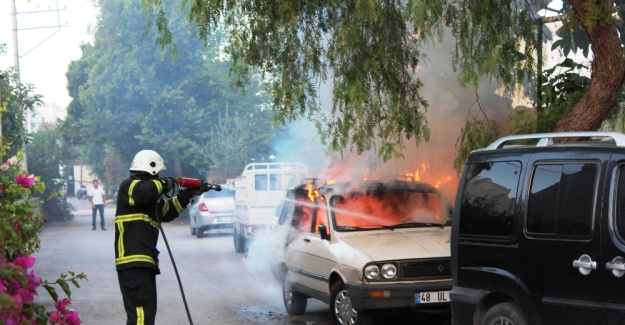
[32, 197, 450, 325]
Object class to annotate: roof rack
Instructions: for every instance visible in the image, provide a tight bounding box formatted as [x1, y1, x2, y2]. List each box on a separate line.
[485, 132, 625, 150]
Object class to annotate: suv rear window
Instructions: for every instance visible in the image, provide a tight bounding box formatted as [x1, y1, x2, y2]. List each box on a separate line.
[458, 161, 521, 237]
[526, 162, 597, 237]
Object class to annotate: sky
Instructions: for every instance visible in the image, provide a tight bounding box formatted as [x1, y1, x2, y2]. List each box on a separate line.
[1, 0, 97, 123]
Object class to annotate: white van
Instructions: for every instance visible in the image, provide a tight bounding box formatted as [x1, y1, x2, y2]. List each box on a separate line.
[232, 162, 308, 253]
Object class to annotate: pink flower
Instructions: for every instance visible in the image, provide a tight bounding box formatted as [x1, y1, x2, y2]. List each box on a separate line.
[13, 256, 36, 270]
[9, 294, 22, 309]
[15, 174, 35, 189]
[22, 272, 40, 303]
[49, 311, 61, 323]
[0, 183, 3, 193]
[55, 298, 71, 314]
[63, 311, 81, 325]
[0, 163, 8, 171]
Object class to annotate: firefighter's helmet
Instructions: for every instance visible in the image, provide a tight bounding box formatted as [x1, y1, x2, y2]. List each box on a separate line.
[129, 150, 166, 175]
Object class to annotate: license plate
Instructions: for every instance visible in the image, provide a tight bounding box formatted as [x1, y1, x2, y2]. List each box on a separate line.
[415, 291, 450, 304]
[216, 217, 232, 222]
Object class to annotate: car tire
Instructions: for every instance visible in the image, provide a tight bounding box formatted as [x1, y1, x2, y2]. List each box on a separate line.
[233, 224, 245, 253]
[195, 219, 204, 238]
[330, 281, 373, 325]
[481, 302, 527, 325]
[190, 218, 196, 236]
[283, 272, 307, 315]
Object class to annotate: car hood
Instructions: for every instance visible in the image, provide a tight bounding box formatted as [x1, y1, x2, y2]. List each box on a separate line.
[338, 228, 450, 261]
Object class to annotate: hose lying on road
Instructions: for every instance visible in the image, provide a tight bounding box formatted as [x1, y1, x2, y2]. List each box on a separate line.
[156, 196, 194, 325]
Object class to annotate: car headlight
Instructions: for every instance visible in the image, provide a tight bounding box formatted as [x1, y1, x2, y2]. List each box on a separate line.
[381, 263, 397, 279]
[364, 264, 380, 280]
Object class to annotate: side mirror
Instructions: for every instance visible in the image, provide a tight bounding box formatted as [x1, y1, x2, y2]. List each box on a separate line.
[318, 224, 330, 241]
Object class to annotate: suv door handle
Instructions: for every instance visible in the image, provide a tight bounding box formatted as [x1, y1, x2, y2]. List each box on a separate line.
[303, 238, 310, 242]
[573, 254, 597, 275]
[606, 256, 625, 278]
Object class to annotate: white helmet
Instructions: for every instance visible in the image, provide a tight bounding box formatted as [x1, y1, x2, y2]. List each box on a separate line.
[129, 150, 166, 175]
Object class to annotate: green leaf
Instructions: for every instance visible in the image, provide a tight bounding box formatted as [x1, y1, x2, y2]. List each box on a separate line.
[43, 284, 59, 302]
[56, 278, 72, 298]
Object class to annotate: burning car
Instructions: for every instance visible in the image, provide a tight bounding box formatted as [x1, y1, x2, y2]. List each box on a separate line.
[273, 179, 452, 324]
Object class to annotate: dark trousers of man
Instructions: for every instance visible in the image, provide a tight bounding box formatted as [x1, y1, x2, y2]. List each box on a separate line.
[118, 268, 157, 325]
[92, 204, 105, 230]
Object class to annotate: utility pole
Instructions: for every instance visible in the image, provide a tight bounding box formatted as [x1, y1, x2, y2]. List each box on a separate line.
[11, 0, 20, 81]
[10, 0, 67, 169]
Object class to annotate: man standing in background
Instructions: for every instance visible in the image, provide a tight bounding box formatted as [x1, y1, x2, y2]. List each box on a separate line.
[89, 179, 107, 230]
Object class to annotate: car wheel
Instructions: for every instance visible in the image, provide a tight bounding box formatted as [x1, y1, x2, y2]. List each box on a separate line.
[195, 219, 204, 238]
[481, 302, 527, 325]
[233, 224, 245, 253]
[283, 272, 307, 315]
[330, 281, 373, 325]
[190, 218, 196, 236]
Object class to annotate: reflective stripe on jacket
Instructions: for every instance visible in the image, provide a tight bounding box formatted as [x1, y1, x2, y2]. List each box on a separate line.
[114, 175, 192, 274]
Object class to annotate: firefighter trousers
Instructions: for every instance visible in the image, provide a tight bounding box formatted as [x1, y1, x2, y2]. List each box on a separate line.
[117, 267, 157, 325]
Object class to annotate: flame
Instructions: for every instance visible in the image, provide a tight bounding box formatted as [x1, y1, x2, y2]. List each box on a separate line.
[306, 183, 319, 202]
[333, 191, 447, 227]
[403, 159, 458, 202]
[405, 161, 455, 188]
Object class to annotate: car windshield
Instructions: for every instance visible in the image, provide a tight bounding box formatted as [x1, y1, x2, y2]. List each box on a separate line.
[202, 188, 233, 199]
[330, 190, 450, 231]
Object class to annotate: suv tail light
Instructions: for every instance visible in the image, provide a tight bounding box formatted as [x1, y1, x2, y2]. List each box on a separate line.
[199, 202, 209, 212]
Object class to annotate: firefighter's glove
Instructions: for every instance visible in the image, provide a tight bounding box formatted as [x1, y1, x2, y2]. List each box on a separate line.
[179, 187, 202, 197]
[159, 177, 177, 194]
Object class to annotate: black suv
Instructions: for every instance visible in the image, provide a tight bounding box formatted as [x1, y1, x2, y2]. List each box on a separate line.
[451, 132, 625, 325]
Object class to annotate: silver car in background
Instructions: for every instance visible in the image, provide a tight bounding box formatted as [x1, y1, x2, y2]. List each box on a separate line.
[189, 186, 235, 238]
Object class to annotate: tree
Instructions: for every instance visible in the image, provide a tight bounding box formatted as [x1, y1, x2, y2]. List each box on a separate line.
[143, 0, 625, 160]
[0, 45, 43, 158]
[26, 124, 73, 221]
[551, 1, 625, 133]
[103, 147, 127, 195]
[63, 1, 276, 181]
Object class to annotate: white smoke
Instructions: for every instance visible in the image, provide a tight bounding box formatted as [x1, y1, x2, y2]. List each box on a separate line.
[243, 29, 516, 278]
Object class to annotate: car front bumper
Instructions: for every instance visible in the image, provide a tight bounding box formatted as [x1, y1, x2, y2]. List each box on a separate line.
[345, 280, 452, 311]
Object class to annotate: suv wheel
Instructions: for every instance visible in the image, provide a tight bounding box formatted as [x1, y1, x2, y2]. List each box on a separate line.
[282, 273, 307, 315]
[233, 224, 245, 253]
[481, 302, 527, 325]
[330, 281, 373, 325]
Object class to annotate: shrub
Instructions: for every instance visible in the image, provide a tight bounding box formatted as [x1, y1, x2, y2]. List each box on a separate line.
[0, 151, 85, 324]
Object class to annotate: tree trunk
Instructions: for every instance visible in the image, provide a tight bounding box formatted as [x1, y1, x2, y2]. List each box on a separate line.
[172, 148, 183, 177]
[554, 1, 625, 132]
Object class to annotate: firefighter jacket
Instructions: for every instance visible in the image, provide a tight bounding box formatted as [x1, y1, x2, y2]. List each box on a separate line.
[114, 173, 193, 274]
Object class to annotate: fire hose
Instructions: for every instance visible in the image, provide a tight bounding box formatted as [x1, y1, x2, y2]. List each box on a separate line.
[158, 177, 222, 325]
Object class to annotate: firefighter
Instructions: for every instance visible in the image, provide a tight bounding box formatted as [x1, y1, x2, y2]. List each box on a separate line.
[114, 150, 199, 325]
